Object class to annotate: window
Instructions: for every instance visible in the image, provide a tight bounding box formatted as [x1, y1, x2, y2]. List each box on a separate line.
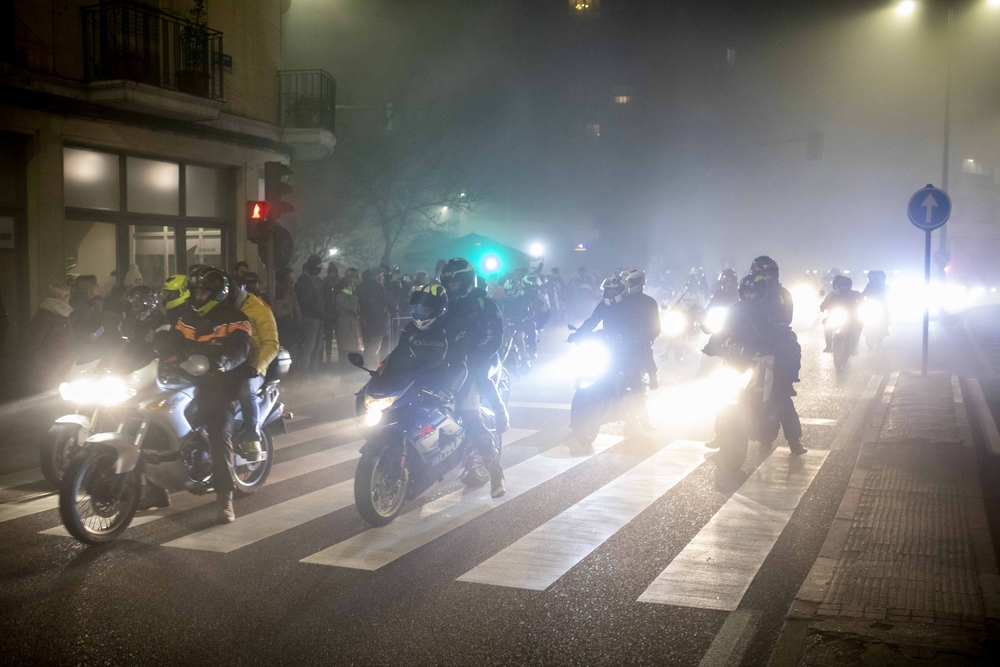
[127, 157, 179, 215]
[64, 148, 120, 211]
[65, 221, 118, 296]
[569, 0, 600, 13]
[186, 165, 222, 217]
[584, 123, 601, 137]
[130, 225, 177, 287]
[186, 227, 222, 269]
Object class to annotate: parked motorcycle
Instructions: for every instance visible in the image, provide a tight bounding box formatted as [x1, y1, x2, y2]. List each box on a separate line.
[567, 326, 647, 445]
[40, 335, 157, 488]
[350, 352, 502, 527]
[59, 350, 291, 544]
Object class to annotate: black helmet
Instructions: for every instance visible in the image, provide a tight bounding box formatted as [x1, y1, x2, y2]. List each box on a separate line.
[409, 284, 448, 330]
[739, 274, 770, 302]
[750, 256, 779, 281]
[124, 285, 159, 323]
[601, 275, 627, 303]
[868, 270, 886, 285]
[833, 275, 853, 292]
[188, 266, 229, 314]
[441, 258, 477, 295]
[719, 269, 739, 291]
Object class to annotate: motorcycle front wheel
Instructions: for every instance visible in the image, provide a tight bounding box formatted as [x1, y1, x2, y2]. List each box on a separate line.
[570, 389, 601, 446]
[233, 430, 274, 496]
[833, 338, 849, 371]
[355, 447, 408, 527]
[40, 423, 85, 488]
[59, 448, 140, 545]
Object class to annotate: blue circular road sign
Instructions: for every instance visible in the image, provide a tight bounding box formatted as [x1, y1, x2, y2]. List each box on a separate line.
[907, 184, 951, 231]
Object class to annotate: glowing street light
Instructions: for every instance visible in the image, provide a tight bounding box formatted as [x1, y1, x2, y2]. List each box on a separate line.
[897, 0, 916, 16]
[327, 247, 339, 257]
[529, 243, 544, 258]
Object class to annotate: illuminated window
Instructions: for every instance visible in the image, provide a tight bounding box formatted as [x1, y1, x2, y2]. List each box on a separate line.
[584, 123, 601, 137]
[613, 85, 632, 105]
[569, 0, 600, 13]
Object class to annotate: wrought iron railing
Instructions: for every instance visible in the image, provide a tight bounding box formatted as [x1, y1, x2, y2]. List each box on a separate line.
[82, 2, 224, 100]
[279, 70, 336, 133]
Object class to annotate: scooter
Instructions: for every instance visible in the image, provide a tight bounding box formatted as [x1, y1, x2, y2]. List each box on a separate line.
[58, 350, 291, 544]
[350, 352, 502, 527]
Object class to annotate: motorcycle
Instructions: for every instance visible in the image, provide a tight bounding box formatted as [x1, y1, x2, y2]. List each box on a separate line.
[661, 304, 704, 361]
[58, 350, 291, 544]
[567, 326, 647, 445]
[711, 347, 778, 472]
[826, 307, 860, 371]
[859, 297, 888, 350]
[40, 333, 157, 488]
[349, 352, 502, 527]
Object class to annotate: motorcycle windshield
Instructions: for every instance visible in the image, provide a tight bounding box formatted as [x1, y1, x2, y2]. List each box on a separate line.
[366, 355, 418, 399]
[104, 340, 158, 376]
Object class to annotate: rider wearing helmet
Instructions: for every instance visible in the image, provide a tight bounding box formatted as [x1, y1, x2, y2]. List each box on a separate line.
[441, 258, 507, 498]
[120, 285, 160, 342]
[522, 274, 551, 359]
[161, 266, 253, 524]
[705, 273, 806, 456]
[676, 273, 707, 314]
[749, 255, 793, 327]
[820, 274, 862, 354]
[863, 270, 888, 300]
[709, 269, 740, 309]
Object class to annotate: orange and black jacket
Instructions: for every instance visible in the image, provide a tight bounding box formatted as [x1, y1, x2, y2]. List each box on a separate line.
[162, 301, 252, 373]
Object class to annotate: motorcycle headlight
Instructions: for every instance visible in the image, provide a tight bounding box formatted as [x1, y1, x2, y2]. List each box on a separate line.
[363, 395, 398, 427]
[859, 300, 884, 326]
[704, 308, 728, 335]
[663, 310, 688, 337]
[572, 340, 610, 380]
[58, 377, 131, 406]
[828, 308, 848, 329]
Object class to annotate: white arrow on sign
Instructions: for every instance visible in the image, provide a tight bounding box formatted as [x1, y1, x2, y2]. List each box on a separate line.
[921, 193, 938, 224]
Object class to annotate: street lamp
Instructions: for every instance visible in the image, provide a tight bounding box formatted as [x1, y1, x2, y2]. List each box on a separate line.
[897, 0, 916, 14]
[530, 243, 544, 258]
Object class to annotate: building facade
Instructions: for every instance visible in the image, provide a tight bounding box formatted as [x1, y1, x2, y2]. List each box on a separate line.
[0, 0, 335, 355]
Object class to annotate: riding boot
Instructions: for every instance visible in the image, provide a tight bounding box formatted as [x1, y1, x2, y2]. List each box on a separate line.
[138, 483, 170, 511]
[485, 449, 506, 498]
[217, 490, 235, 524]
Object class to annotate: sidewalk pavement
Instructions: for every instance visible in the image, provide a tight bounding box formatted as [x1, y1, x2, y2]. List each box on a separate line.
[770, 372, 1000, 666]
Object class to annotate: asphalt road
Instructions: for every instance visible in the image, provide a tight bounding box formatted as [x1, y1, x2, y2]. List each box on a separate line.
[1, 305, 998, 666]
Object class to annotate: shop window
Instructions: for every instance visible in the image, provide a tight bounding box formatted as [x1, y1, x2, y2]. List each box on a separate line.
[64, 148, 120, 211]
[65, 221, 118, 296]
[130, 225, 176, 287]
[127, 157, 179, 215]
[584, 123, 601, 137]
[185, 165, 223, 218]
[186, 227, 222, 269]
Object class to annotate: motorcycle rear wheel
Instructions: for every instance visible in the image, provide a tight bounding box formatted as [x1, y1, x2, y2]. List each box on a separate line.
[355, 448, 408, 527]
[59, 449, 140, 545]
[40, 423, 84, 488]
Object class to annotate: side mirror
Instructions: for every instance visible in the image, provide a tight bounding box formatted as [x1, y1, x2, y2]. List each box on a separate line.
[347, 352, 366, 369]
[567, 324, 578, 332]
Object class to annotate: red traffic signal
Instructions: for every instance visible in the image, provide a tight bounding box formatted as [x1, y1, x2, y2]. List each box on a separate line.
[247, 200, 271, 220]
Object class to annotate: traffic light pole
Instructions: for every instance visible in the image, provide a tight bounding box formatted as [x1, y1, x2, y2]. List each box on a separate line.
[265, 233, 276, 305]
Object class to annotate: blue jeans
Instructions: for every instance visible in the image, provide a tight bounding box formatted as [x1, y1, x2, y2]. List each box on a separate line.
[238, 373, 264, 438]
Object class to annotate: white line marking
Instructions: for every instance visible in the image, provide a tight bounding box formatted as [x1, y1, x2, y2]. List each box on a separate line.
[968, 379, 1000, 455]
[37, 440, 365, 536]
[300, 434, 622, 571]
[952, 374, 963, 404]
[0, 468, 45, 491]
[799, 418, 837, 426]
[162, 480, 356, 552]
[698, 610, 761, 667]
[273, 418, 359, 451]
[0, 493, 59, 524]
[831, 375, 882, 451]
[637, 448, 828, 610]
[508, 401, 572, 410]
[882, 371, 899, 404]
[861, 374, 882, 401]
[457, 440, 706, 590]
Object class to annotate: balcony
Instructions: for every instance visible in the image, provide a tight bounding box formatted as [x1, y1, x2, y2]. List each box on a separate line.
[81, 2, 224, 121]
[279, 70, 337, 160]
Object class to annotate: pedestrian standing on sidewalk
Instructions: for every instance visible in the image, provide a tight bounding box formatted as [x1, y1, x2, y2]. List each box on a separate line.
[335, 274, 362, 366]
[295, 255, 326, 374]
[323, 261, 340, 367]
[357, 267, 394, 369]
[274, 267, 301, 365]
[69, 274, 103, 348]
[25, 282, 74, 391]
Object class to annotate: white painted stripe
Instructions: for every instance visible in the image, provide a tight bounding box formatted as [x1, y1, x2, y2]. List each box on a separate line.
[499, 428, 538, 446]
[968, 379, 1000, 455]
[273, 418, 358, 451]
[457, 440, 706, 590]
[831, 375, 882, 451]
[0, 493, 59, 524]
[698, 610, 761, 667]
[300, 434, 622, 571]
[37, 440, 365, 536]
[799, 418, 837, 426]
[508, 401, 572, 410]
[638, 448, 828, 610]
[952, 374, 963, 404]
[0, 468, 45, 491]
[882, 371, 899, 404]
[162, 480, 355, 552]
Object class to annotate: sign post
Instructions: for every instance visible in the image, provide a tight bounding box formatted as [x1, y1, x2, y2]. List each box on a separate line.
[907, 184, 952, 376]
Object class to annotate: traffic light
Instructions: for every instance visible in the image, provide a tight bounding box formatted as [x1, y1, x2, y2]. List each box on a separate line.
[264, 161, 294, 219]
[246, 200, 271, 244]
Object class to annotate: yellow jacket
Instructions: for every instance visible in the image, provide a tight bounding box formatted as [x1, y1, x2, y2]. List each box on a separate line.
[239, 293, 280, 376]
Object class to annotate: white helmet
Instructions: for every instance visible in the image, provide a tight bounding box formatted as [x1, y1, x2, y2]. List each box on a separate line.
[620, 268, 646, 294]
